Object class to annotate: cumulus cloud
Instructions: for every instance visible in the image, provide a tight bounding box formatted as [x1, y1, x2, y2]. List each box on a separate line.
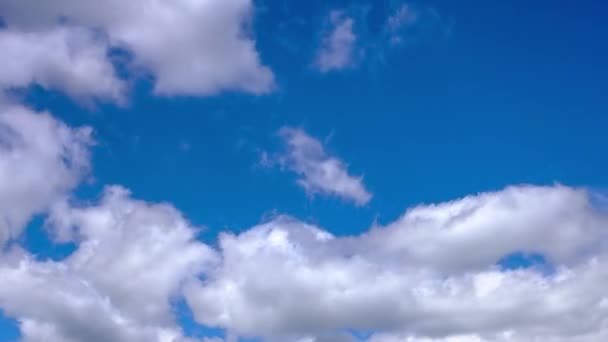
[0, 103, 92, 246]
[185, 185, 608, 341]
[0, 27, 125, 102]
[272, 127, 372, 205]
[2, 168, 608, 341]
[0, 0, 274, 97]
[314, 11, 357, 72]
[0, 186, 217, 342]
[1, 102, 607, 342]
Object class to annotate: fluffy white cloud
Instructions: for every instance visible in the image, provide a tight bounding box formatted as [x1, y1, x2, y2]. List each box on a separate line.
[361, 185, 608, 273]
[0, 186, 217, 342]
[185, 185, 608, 341]
[273, 127, 372, 205]
[314, 11, 357, 72]
[2, 177, 608, 341]
[0, 27, 125, 102]
[1, 108, 607, 341]
[0, 0, 274, 97]
[0, 103, 92, 246]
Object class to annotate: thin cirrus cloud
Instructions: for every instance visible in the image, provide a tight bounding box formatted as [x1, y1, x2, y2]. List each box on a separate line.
[0, 0, 275, 100]
[313, 3, 446, 72]
[269, 127, 373, 206]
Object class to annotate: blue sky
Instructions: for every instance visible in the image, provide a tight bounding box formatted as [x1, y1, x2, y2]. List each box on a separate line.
[25, 0, 608, 233]
[1, 0, 608, 341]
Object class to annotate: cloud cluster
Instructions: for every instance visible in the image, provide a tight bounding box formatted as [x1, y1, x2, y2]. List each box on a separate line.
[2, 135, 608, 342]
[3, 102, 604, 342]
[183, 185, 608, 341]
[1, 2, 607, 342]
[0, 0, 274, 99]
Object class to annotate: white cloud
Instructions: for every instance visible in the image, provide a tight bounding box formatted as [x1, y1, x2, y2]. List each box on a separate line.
[0, 102, 92, 246]
[1, 107, 608, 342]
[2, 170, 608, 341]
[185, 185, 608, 341]
[314, 11, 357, 72]
[0, 185, 217, 342]
[0, 27, 125, 102]
[0, 0, 274, 97]
[274, 127, 372, 205]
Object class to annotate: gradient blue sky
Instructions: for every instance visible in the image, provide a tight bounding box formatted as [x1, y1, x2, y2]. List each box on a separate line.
[1, 0, 608, 341]
[25, 0, 608, 233]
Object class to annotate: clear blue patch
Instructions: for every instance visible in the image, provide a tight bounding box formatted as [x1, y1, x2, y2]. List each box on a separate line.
[498, 252, 554, 274]
[21, 216, 77, 261]
[0, 311, 20, 342]
[172, 297, 226, 339]
[348, 329, 374, 340]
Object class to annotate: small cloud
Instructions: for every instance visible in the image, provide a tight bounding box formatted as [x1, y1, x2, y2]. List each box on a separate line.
[384, 4, 448, 47]
[386, 4, 420, 45]
[267, 127, 372, 206]
[314, 11, 358, 72]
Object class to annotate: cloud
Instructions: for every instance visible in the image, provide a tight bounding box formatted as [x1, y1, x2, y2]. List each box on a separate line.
[0, 185, 217, 342]
[313, 3, 447, 72]
[0, 0, 274, 98]
[314, 11, 357, 72]
[2, 159, 608, 342]
[383, 3, 447, 47]
[0, 27, 125, 102]
[0, 102, 92, 246]
[385, 4, 420, 45]
[0, 95, 607, 342]
[185, 185, 608, 341]
[272, 127, 372, 205]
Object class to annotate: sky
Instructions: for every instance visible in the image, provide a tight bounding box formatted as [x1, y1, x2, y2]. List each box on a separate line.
[0, 0, 607, 341]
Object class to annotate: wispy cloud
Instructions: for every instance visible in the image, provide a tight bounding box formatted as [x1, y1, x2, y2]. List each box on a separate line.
[314, 11, 358, 72]
[270, 127, 372, 206]
[312, 3, 448, 72]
